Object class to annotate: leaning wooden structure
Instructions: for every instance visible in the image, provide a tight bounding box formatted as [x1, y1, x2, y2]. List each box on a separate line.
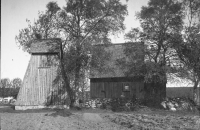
[15, 39, 69, 110]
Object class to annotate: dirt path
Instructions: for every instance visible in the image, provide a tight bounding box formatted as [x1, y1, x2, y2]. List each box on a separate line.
[0, 110, 129, 130]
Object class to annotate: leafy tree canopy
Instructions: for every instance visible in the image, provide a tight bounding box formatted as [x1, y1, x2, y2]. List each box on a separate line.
[124, 0, 184, 83]
[12, 78, 23, 88]
[172, 0, 200, 92]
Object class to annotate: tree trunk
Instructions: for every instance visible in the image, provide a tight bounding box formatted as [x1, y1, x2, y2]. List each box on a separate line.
[161, 73, 167, 100]
[193, 81, 199, 105]
[60, 60, 74, 107]
[74, 63, 81, 101]
[73, 43, 82, 103]
[60, 42, 74, 107]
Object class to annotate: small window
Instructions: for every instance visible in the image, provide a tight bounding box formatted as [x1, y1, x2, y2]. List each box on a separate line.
[38, 55, 52, 68]
[45, 55, 52, 66]
[123, 85, 130, 91]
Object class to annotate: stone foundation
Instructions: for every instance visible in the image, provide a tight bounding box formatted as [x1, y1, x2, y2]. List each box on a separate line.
[15, 105, 69, 110]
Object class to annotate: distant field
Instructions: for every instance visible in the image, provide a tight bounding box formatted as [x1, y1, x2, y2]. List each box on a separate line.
[166, 87, 200, 98]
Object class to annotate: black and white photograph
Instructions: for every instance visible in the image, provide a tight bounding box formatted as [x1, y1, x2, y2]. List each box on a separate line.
[1, 0, 200, 129]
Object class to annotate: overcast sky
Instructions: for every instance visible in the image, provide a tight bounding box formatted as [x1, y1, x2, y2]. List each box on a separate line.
[1, 0, 192, 87]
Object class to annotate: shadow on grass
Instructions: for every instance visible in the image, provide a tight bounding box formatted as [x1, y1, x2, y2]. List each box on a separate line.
[47, 109, 73, 117]
[0, 107, 54, 113]
[0, 105, 73, 117]
[1, 104, 199, 117]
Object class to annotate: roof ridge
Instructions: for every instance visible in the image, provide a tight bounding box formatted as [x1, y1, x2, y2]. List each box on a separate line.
[94, 42, 143, 46]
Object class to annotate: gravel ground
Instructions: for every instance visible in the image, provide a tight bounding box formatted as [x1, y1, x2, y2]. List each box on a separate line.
[0, 106, 200, 130]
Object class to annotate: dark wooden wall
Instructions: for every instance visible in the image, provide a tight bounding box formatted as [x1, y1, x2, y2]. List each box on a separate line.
[90, 78, 144, 99]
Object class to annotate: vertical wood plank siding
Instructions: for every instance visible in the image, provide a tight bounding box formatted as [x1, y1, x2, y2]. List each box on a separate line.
[90, 80, 144, 99]
[16, 54, 68, 106]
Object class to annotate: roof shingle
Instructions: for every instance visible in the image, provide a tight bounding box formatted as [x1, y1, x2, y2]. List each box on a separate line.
[90, 42, 144, 78]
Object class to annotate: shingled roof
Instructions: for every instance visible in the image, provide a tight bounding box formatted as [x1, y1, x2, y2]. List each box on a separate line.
[90, 42, 144, 78]
[29, 38, 61, 54]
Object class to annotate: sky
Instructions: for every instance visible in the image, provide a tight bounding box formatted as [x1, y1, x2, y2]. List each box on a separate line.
[1, 0, 192, 87]
[2, 0, 66, 80]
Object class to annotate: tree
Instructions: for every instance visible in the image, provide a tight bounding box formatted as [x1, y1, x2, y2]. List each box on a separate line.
[16, 2, 61, 52]
[1, 78, 11, 88]
[0, 78, 11, 97]
[11, 78, 22, 88]
[173, 0, 200, 104]
[10, 78, 22, 98]
[16, 0, 128, 106]
[124, 0, 184, 101]
[0, 78, 22, 98]
[124, 28, 143, 42]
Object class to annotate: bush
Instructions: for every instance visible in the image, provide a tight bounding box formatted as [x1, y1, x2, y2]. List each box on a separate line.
[110, 97, 142, 112]
[142, 96, 163, 108]
[0, 88, 20, 98]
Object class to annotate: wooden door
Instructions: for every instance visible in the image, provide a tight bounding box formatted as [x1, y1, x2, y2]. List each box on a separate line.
[38, 67, 51, 105]
[38, 55, 55, 105]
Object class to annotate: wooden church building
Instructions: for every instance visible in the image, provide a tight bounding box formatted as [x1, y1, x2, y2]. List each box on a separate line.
[15, 39, 69, 110]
